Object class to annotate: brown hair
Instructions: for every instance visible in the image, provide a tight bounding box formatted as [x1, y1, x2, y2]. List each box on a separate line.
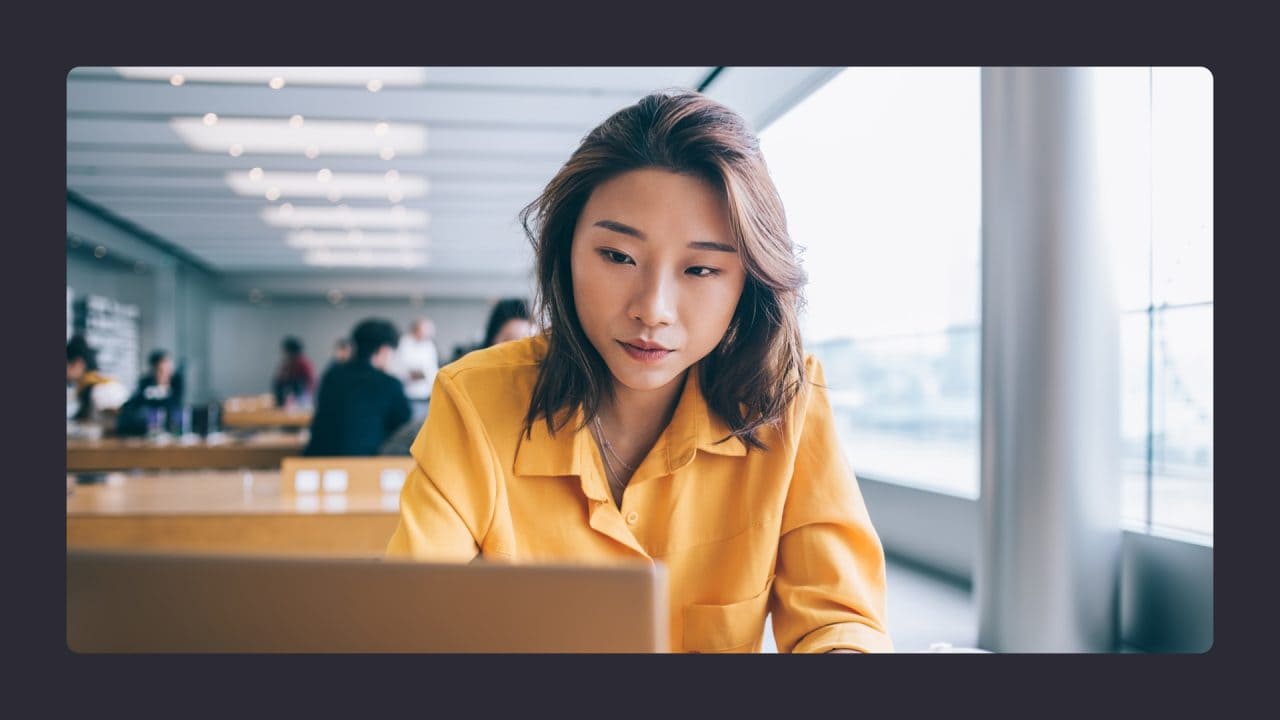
[519, 89, 807, 451]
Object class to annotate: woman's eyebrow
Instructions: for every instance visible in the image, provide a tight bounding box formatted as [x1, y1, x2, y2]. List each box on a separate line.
[593, 219, 646, 239]
[688, 240, 737, 253]
[593, 220, 737, 253]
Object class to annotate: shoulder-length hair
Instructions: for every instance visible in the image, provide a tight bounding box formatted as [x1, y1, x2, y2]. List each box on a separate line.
[519, 89, 807, 451]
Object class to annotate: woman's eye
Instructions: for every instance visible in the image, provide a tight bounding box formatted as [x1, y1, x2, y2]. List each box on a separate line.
[686, 266, 721, 278]
[599, 249, 634, 265]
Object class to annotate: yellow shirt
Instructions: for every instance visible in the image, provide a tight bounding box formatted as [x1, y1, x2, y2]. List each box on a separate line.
[386, 335, 892, 653]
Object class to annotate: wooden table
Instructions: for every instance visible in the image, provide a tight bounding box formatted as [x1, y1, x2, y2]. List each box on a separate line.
[221, 408, 313, 429]
[66, 433, 307, 472]
[67, 470, 401, 557]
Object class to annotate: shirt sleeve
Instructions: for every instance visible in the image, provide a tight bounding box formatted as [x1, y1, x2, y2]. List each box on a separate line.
[385, 370, 504, 562]
[770, 357, 894, 653]
[90, 380, 129, 411]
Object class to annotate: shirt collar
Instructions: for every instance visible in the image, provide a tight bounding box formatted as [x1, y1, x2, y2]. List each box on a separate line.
[513, 362, 746, 481]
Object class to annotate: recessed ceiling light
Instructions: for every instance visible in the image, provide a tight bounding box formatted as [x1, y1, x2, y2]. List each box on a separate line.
[304, 145, 320, 159]
[379, 147, 396, 160]
[261, 206, 430, 229]
[306, 249, 429, 269]
[94, 246, 107, 259]
[374, 122, 389, 136]
[202, 113, 218, 126]
[169, 74, 185, 87]
[327, 189, 343, 202]
[278, 203, 294, 217]
[248, 167, 264, 182]
[384, 170, 400, 184]
[269, 77, 286, 90]
[116, 67, 429, 87]
[388, 189, 404, 203]
[289, 114, 305, 128]
[228, 144, 244, 157]
[367, 79, 383, 92]
[287, 230, 429, 249]
[226, 171, 428, 199]
[265, 187, 281, 201]
[327, 289, 344, 305]
[171, 116, 427, 156]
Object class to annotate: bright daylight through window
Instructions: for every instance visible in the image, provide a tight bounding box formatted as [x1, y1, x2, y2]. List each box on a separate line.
[761, 67, 1212, 544]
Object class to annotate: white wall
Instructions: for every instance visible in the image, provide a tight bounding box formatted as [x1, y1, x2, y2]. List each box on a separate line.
[206, 297, 497, 400]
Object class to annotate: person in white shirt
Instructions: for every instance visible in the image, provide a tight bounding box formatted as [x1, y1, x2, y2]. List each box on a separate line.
[393, 316, 439, 405]
[66, 335, 128, 425]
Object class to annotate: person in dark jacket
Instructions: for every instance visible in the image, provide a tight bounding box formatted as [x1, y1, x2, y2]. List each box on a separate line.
[116, 349, 186, 436]
[304, 318, 412, 456]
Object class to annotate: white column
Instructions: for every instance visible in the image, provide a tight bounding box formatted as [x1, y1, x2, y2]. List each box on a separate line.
[976, 67, 1123, 652]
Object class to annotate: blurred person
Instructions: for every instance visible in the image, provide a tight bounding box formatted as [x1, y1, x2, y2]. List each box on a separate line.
[305, 318, 412, 456]
[386, 91, 891, 653]
[392, 316, 439, 403]
[66, 335, 127, 424]
[381, 299, 535, 455]
[323, 337, 352, 376]
[116, 349, 185, 436]
[332, 337, 352, 364]
[272, 336, 316, 408]
[483, 297, 537, 348]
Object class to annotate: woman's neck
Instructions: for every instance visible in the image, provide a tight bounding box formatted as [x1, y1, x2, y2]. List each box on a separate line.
[596, 369, 688, 470]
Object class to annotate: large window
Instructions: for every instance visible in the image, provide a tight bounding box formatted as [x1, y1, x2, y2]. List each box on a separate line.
[1098, 68, 1213, 543]
[760, 68, 982, 498]
[760, 67, 1212, 543]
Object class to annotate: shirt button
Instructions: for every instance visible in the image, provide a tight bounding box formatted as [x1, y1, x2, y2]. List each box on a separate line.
[625, 511, 638, 525]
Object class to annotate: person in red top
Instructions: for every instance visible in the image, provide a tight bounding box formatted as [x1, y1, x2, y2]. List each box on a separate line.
[272, 336, 316, 408]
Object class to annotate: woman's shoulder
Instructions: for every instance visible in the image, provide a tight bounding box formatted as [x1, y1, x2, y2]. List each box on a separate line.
[435, 335, 546, 397]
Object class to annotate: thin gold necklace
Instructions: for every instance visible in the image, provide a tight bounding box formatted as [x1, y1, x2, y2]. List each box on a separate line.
[593, 415, 636, 471]
[591, 416, 629, 497]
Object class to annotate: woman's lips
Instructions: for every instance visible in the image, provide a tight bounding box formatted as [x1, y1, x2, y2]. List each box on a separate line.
[617, 340, 674, 363]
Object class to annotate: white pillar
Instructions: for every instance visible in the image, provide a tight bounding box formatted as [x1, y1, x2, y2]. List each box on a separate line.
[977, 67, 1123, 652]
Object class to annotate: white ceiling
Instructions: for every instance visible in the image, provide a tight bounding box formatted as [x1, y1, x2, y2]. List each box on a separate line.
[66, 67, 714, 275]
[66, 66, 839, 298]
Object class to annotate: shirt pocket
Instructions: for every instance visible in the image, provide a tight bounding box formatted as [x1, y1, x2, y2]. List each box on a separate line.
[682, 575, 775, 653]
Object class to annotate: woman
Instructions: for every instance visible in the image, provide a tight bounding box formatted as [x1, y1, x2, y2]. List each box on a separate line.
[482, 297, 536, 348]
[387, 90, 891, 653]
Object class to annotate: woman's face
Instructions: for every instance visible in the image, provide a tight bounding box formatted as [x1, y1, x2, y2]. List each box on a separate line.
[570, 168, 747, 396]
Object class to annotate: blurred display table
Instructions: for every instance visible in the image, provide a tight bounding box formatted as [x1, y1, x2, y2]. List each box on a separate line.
[221, 407, 313, 429]
[66, 470, 401, 557]
[66, 432, 307, 472]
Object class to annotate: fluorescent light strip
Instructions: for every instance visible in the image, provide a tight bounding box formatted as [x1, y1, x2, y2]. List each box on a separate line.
[304, 250, 429, 268]
[173, 117, 426, 155]
[115, 67, 428, 86]
[228, 171, 428, 199]
[286, 231, 429, 249]
[260, 206, 430, 229]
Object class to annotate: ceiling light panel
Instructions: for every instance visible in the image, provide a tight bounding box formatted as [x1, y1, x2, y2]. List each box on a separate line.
[303, 249, 429, 268]
[227, 171, 428, 199]
[114, 67, 428, 87]
[172, 117, 427, 155]
[260, 206, 430, 229]
[286, 230, 429, 249]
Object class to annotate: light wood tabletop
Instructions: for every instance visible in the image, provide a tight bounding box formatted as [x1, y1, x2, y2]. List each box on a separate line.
[66, 432, 307, 472]
[220, 408, 314, 429]
[67, 469, 401, 556]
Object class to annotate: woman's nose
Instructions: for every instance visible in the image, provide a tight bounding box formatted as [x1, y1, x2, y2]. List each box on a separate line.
[628, 271, 677, 327]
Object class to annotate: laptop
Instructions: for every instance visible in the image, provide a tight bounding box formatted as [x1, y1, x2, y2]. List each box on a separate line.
[67, 549, 668, 653]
